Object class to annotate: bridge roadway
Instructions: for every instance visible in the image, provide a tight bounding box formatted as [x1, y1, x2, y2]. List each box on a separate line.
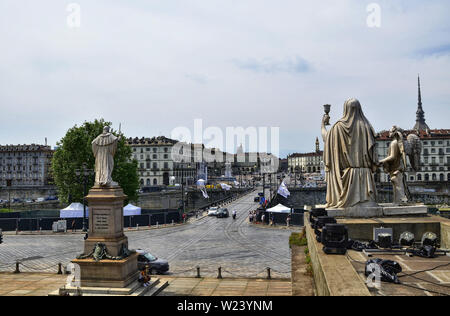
[0, 192, 293, 278]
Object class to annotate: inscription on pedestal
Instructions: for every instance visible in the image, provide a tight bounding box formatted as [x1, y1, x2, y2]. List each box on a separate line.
[93, 212, 110, 232]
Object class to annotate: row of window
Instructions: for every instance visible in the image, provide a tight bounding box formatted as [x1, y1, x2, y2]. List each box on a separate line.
[423, 156, 450, 164]
[133, 147, 170, 153]
[411, 173, 450, 182]
[423, 148, 450, 155]
[139, 162, 170, 170]
[422, 140, 450, 146]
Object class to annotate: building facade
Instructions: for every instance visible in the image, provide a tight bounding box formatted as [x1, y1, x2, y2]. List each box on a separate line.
[126, 136, 196, 187]
[377, 129, 450, 183]
[287, 138, 323, 173]
[0, 144, 53, 187]
[376, 77, 450, 183]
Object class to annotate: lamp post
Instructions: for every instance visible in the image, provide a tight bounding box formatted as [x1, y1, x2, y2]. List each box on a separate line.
[75, 163, 94, 232]
[268, 173, 272, 201]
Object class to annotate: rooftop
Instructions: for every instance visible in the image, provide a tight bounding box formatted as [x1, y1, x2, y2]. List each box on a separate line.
[377, 129, 450, 141]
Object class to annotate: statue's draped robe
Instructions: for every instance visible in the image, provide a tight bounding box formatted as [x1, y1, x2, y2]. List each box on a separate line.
[324, 100, 378, 208]
[92, 133, 118, 186]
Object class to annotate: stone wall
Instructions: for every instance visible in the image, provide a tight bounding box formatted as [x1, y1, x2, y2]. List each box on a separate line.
[0, 186, 57, 201]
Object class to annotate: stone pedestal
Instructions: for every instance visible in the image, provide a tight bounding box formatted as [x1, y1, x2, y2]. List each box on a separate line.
[318, 203, 428, 218]
[74, 186, 138, 288]
[72, 253, 139, 288]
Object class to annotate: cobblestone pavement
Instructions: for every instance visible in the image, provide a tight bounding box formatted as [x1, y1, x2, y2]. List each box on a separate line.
[0, 192, 293, 278]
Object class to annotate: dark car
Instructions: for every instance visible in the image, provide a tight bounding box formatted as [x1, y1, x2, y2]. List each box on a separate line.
[254, 196, 260, 202]
[217, 208, 229, 218]
[136, 249, 169, 275]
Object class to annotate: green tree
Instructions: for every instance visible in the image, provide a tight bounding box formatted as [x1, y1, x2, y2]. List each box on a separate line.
[52, 119, 139, 204]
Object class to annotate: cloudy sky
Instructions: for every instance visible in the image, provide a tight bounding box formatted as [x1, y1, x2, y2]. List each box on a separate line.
[0, 0, 449, 157]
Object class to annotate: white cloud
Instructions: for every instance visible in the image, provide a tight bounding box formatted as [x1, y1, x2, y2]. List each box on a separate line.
[0, 0, 449, 155]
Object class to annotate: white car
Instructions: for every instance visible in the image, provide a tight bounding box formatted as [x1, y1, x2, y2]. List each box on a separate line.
[208, 207, 219, 216]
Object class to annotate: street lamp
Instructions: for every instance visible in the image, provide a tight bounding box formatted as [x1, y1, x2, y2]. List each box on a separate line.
[75, 163, 94, 232]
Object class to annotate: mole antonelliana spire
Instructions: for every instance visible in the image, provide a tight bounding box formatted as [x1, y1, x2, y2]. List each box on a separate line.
[413, 75, 430, 132]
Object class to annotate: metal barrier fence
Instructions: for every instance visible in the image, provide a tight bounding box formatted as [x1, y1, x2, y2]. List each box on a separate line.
[0, 211, 181, 232]
[255, 211, 304, 226]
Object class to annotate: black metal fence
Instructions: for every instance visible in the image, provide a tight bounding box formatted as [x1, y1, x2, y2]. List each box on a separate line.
[255, 211, 304, 226]
[0, 211, 181, 232]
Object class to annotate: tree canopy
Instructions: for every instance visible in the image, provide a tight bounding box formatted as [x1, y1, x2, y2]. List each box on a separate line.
[51, 119, 139, 204]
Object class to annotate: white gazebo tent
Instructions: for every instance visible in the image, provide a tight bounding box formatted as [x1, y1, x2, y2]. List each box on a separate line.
[266, 204, 291, 214]
[123, 203, 142, 216]
[60, 203, 88, 218]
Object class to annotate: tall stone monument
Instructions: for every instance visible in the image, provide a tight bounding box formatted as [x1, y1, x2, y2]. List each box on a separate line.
[72, 126, 138, 288]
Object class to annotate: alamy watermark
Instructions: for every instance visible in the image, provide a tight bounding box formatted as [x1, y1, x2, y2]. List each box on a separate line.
[66, 3, 81, 28]
[367, 3, 381, 28]
[170, 119, 280, 173]
[366, 262, 382, 289]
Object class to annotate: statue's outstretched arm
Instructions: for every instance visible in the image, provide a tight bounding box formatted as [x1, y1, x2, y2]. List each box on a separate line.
[380, 141, 398, 164]
[321, 114, 329, 143]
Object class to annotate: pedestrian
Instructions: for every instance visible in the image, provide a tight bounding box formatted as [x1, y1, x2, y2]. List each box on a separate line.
[270, 214, 275, 226]
[138, 267, 151, 287]
[71, 219, 76, 232]
[261, 213, 265, 225]
[286, 215, 291, 227]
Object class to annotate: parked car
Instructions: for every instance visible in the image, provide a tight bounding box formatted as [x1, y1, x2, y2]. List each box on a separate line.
[136, 249, 169, 274]
[216, 208, 229, 218]
[207, 207, 220, 216]
[36, 197, 45, 202]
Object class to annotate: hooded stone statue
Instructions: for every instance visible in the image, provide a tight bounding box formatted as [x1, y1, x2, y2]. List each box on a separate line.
[92, 126, 120, 187]
[321, 98, 378, 208]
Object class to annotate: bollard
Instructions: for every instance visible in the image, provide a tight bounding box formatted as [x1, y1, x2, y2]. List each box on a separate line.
[58, 263, 63, 275]
[217, 267, 223, 279]
[14, 261, 20, 274]
[266, 267, 271, 279]
[196, 266, 201, 278]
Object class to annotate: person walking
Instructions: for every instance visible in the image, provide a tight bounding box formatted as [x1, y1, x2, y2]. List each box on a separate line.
[261, 213, 266, 225]
[286, 215, 291, 227]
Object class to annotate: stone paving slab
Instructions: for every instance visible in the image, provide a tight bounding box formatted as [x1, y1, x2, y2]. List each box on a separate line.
[158, 276, 291, 296]
[0, 272, 67, 296]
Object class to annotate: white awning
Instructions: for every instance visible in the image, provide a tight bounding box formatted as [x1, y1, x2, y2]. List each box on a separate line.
[266, 204, 291, 214]
[123, 203, 142, 216]
[60, 203, 88, 218]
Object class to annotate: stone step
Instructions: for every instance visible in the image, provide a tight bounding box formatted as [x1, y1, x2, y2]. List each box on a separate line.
[49, 278, 162, 296]
[129, 278, 161, 296]
[144, 280, 169, 296]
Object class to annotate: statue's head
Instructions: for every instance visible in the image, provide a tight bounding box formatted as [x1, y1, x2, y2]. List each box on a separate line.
[342, 98, 363, 118]
[103, 126, 110, 134]
[389, 125, 403, 139]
